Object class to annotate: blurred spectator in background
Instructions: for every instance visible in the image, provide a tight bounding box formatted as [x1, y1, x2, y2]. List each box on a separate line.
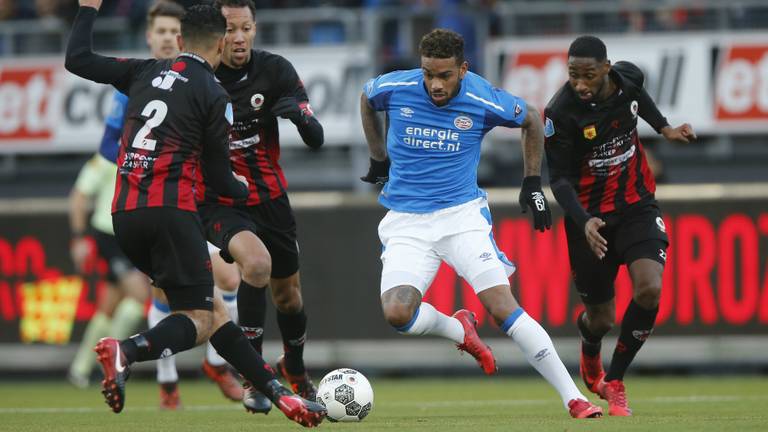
[0, 0, 17, 20]
[434, 0, 479, 72]
[34, 0, 62, 19]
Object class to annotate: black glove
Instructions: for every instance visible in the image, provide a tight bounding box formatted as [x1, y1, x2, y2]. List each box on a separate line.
[270, 96, 308, 125]
[519, 175, 552, 232]
[360, 157, 390, 185]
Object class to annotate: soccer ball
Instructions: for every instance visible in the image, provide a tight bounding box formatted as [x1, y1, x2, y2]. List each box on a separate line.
[316, 368, 373, 422]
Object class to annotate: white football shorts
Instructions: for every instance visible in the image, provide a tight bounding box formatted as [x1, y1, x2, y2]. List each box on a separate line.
[378, 197, 515, 295]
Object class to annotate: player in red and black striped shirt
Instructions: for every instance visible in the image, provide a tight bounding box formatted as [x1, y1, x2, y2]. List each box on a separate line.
[195, 0, 324, 413]
[544, 36, 696, 417]
[65, 2, 325, 426]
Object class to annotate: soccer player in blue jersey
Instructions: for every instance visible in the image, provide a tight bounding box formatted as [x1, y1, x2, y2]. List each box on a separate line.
[360, 29, 602, 419]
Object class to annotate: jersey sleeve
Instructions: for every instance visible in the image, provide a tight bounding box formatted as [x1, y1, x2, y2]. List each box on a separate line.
[544, 108, 592, 227]
[637, 86, 669, 133]
[362, 74, 398, 112]
[484, 88, 527, 129]
[74, 154, 109, 197]
[65, 7, 153, 94]
[275, 56, 310, 103]
[543, 108, 576, 182]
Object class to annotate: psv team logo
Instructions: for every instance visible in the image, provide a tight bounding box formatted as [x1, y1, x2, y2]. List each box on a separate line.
[250, 93, 265, 111]
[544, 117, 555, 137]
[583, 124, 597, 140]
[454, 115, 473, 130]
[630, 100, 639, 118]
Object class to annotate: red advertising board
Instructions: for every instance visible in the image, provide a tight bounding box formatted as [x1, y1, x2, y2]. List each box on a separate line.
[0, 65, 56, 142]
[715, 44, 768, 121]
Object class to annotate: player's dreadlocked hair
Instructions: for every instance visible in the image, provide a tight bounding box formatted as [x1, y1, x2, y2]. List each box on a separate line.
[181, 4, 226, 46]
[147, 1, 185, 27]
[214, 0, 257, 19]
[568, 35, 607, 62]
[419, 28, 465, 65]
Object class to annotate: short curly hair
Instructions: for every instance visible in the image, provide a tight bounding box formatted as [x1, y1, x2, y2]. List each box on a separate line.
[419, 28, 465, 65]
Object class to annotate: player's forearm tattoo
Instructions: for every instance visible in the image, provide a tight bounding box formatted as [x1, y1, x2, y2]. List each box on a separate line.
[520, 105, 544, 177]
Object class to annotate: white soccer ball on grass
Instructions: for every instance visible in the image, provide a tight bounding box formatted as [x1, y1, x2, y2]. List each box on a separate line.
[316, 368, 373, 422]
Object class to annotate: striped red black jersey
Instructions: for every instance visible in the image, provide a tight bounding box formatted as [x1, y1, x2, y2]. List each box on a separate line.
[64, 7, 247, 214]
[196, 49, 313, 207]
[544, 61, 669, 218]
[65, 7, 246, 213]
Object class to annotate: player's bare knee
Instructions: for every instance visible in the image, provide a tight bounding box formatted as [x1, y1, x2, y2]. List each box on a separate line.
[273, 290, 303, 314]
[585, 308, 615, 335]
[634, 281, 662, 309]
[382, 303, 415, 328]
[215, 271, 241, 292]
[239, 253, 271, 287]
[590, 317, 614, 336]
[381, 287, 419, 328]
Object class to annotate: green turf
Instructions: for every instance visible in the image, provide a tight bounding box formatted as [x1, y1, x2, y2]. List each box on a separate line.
[0, 376, 766, 431]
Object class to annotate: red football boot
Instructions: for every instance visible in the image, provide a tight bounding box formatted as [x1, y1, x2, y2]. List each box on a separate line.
[452, 309, 497, 375]
[597, 379, 633, 416]
[275, 394, 327, 428]
[202, 359, 243, 402]
[93, 337, 130, 413]
[276, 354, 317, 400]
[159, 382, 181, 410]
[579, 343, 606, 395]
[567, 398, 603, 418]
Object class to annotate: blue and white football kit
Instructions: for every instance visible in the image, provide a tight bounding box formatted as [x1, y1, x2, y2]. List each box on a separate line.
[362, 68, 599, 416]
[365, 69, 524, 295]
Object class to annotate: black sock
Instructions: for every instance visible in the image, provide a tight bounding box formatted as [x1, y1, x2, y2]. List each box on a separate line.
[120, 313, 197, 364]
[577, 311, 603, 358]
[209, 321, 278, 397]
[277, 308, 307, 375]
[237, 281, 267, 354]
[605, 300, 658, 381]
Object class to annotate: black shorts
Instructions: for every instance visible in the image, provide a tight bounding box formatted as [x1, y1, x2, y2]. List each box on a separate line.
[93, 230, 134, 283]
[565, 199, 669, 305]
[198, 194, 299, 279]
[112, 208, 213, 311]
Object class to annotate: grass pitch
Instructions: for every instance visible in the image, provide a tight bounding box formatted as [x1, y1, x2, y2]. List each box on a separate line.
[0, 375, 766, 431]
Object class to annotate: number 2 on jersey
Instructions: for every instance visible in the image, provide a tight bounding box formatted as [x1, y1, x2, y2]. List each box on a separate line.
[131, 100, 168, 151]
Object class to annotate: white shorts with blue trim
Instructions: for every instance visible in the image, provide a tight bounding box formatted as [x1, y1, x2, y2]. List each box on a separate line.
[378, 197, 516, 295]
